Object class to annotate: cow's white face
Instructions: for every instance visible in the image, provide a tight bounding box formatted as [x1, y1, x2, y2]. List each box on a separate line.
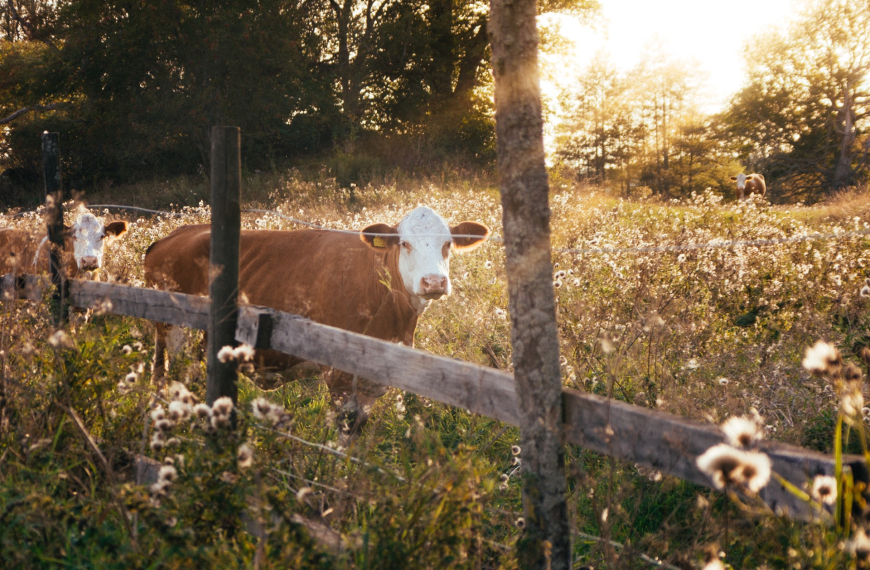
[70, 213, 129, 272]
[361, 206, 489, 314]
[732, 173, 749, 190]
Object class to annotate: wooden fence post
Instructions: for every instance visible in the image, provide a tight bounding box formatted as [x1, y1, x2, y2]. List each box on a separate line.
[42, 131, 66, 325]
[488, 0, 571, 567]
[206, 126, 242, 407]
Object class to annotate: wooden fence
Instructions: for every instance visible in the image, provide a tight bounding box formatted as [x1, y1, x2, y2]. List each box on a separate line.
[2, 273, 863, 520]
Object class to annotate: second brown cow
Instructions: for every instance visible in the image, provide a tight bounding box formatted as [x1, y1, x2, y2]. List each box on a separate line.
[730, 173, 766, 201]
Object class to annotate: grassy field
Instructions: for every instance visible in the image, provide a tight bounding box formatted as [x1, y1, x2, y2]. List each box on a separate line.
[2, 173, 870, 569]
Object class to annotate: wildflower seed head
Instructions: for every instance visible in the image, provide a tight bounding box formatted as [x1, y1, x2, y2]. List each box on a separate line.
[511, 445, 521, 456]
[716, 377, 729, 386]
[810, 475, 837, 506]
[237, 444, 254, 469]
[233, 344, 255, 362]
[212, 396, 234, 418]
[721, 416, 762, 449]
[515, 517, 525, 529]
[158, 465, 177, 484]
[848, 528, 870, 561]
[211, 414, 230, 429]
[150, 405, 166, 422]
[217, 345, 235, 363]
[861, 284, 870, 298]
[739, 451, 772, 493]
[154, 418, 175, 432]
[696, 444, 755, 490]
[122, 344, 132, 355]
[168, 400, 191, 422]
[842, 391, 865, 417]
[702, 560, 726, 570]
[193, 403, 211, 419]
[125, 372, 138, 384]
[844, 363, 863, 384]
[48, 330, 70, 348]
[150, 431, 165, 450]
[802, 340, 841, 375]
[251, 398, 273, 421]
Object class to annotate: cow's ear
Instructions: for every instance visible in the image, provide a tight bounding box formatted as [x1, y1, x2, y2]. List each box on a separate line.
[360, 223, 399, 249]
[451, 221, 490, 251]
[730, 176, 737, 181]
[756, 174, 765, 180]
[105, 221, 129, 237]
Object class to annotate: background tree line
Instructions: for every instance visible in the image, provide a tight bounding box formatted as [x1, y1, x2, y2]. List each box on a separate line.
[0, 0, 597, 201]
[0, 0, 868, 204]
[554, 0, 870, 202]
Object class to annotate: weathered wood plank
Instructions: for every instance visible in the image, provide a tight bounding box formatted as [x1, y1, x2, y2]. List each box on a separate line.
[1, 273, 45, 301]
[68, 280, 210, 330]
[237, 305, 519, 425]
[241, 305, 862, 519]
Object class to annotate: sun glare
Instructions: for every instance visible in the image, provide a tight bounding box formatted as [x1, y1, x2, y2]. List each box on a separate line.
[541, 0, 800, 112]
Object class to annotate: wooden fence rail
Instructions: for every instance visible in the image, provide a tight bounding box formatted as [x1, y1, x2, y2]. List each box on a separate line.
[2, 274, 859, 519]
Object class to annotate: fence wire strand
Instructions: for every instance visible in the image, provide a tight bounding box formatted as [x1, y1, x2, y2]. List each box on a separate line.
[4, 202, 869, 255]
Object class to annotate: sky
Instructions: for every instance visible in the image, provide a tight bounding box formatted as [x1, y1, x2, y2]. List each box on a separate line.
[545, 0, 803, 113]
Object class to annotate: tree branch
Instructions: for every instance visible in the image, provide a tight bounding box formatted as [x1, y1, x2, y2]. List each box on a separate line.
[0, 102, 63, 125]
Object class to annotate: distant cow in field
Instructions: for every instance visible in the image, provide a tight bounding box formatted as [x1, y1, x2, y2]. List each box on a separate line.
[144, 206, 490, 435]
[730, 173, 766, 201]
[0, 212, 129, 280]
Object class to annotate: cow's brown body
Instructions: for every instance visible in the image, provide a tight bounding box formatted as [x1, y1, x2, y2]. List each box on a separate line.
[731, 173, 766, 201]
[145, 225, 421, 428]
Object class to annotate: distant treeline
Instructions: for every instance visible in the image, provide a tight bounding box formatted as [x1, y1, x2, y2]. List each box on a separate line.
[554, 0, 870, 203]
[1, 0, 868, 205]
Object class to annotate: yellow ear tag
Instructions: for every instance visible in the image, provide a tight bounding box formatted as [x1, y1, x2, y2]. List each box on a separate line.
[372, 236, 386, 248]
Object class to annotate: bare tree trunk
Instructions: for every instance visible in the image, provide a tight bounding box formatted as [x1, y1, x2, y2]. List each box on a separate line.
[831, 86, 854, 193]
[488, 0, 570, 568]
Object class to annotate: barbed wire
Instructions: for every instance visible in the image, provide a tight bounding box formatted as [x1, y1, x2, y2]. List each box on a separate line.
[4, 202, 869, 255]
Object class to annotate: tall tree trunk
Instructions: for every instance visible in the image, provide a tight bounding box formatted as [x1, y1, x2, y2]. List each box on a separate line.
[831, 86, 854, 193]
[488, 0, 570, 568]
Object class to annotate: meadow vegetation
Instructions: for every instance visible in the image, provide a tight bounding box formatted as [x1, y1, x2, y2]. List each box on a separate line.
[2, 172, 870, 568]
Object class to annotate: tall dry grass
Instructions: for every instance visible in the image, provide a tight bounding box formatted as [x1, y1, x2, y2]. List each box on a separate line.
[2, 174, 870, 568]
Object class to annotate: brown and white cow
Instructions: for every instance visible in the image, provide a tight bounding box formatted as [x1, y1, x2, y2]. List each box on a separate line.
[730, 173, 766, 201]
[0, 212, 129, 280]
[144, 206, 489, 434]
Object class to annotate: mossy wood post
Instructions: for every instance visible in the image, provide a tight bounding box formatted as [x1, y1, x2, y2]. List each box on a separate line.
[488, 1, 570, 568]
[42, 131, 66, 324]
[206, 126, 241, 407]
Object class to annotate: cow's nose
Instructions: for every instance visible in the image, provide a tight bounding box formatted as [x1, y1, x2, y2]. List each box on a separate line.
[80, 256, 99, 270]
[420, 275, 448, 295]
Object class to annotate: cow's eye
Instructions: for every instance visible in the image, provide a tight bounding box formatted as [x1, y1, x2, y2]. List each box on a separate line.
[399, 240, 411, 252]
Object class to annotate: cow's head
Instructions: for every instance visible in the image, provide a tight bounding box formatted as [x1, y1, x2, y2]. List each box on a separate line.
[730, 173, 749, 191]
[67, 213, 129, 272]
[360, 206, 489, 313]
